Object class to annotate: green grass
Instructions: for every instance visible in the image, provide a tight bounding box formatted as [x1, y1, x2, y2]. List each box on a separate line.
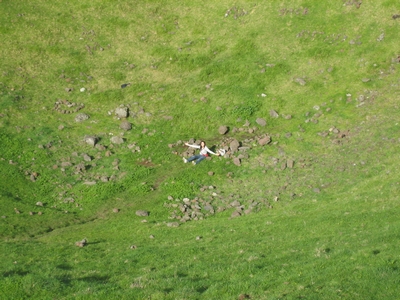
[1, 0, 400, 298]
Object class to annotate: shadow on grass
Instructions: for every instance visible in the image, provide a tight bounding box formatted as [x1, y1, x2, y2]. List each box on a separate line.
[3, 270, 29, 277]
[56, 274, 110, 287]
[56, 263, 72, 270]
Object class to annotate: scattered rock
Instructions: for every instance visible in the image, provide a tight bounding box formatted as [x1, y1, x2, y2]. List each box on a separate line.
[230, 139, 240, 152]
[113, 208, 119, 213]
[294, 77, 306, 86]
[136, 210, 149, 217]
[82, 154, 92, 162]
[36, 201, 43, 207]
[75, 238, 87, 247]
[75, 113, 90, 122]
[218, 125, 229, 135]
[196, 236, 202, 240]
[110, 136, 124, 144]
[287, 159, 294, 168]
[231, 210, 241, 218]
[256, 118, 266, 126]
[233, 157, 241, 166]
[84, 135, 97, 147]
[167, 222, 180, 227]
[208, 171, 214, 176]
[130, 245, 137, 249]
[83, 181, 96, 185]
[258, 136, 271, 146]
[270, 110, 279, 118]
[120, 121, 132, 131]
[115, 107, 128, 118]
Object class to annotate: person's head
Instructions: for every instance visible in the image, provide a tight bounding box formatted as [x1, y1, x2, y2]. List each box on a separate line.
[200, 141, 206, 148]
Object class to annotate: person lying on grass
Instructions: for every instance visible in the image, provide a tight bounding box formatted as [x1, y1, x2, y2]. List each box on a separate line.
[183, 141, 220, 165]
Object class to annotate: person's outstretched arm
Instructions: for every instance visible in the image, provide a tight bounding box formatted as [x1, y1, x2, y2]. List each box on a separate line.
[205, 146, 220, 156]
[184, 142, 200, 149]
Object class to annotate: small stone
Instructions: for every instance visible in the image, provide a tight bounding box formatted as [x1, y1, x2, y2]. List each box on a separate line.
[136, 210, 149, 217]
[167, 222, 180, 227]
[287, 159, 294, 168]
[130, 245, 137, 249]
[294, 77, 306, 86]
[233, 157, 241, 166]
[84, 135, 97, 147]
[231, 210, 241, 218]
[110, 136, 124, 144]
[75, 113, 90, 122]
[115, 107, 128, 118]
[112, 208, 119, 213]
[75, 238, 87, 247]
[258, 136, 271, 146]
[120, 121, 132, 131]
[37, 211, 42, 215]
[208, 171, 214, 176]
[196, 236, 202, 240]
[149, 235, 155, 239]
[256, 118, 266, 126]
[230, 139, 240, 152]
[270, 110, 279, 118]
[218, 125, 229, 135]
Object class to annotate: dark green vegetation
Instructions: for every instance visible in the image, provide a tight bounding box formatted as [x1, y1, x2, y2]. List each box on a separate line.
[1, 0, 400, 299]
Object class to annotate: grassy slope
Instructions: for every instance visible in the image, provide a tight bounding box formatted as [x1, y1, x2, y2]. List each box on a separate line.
[1, 0, 400, 299]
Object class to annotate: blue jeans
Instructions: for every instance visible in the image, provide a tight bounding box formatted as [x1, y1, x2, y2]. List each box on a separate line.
[187, 154, 206, 164]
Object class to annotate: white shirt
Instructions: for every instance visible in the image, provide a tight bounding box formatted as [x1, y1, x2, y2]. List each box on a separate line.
[186, 144, 216, 156]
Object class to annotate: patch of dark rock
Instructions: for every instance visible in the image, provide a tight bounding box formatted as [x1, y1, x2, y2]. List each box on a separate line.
[121, 83, 131, 88]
